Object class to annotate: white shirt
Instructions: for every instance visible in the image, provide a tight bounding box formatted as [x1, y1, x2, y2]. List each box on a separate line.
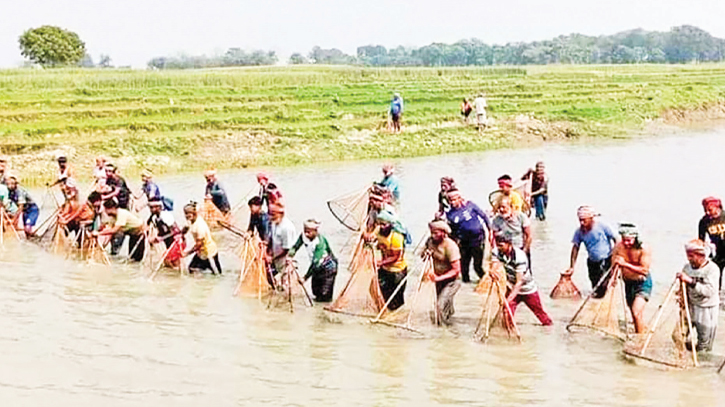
[271, 216, 296, 258]
[474, 97, 487, 114]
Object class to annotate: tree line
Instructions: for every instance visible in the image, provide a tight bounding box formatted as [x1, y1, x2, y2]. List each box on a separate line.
[17, 25, 725, 68]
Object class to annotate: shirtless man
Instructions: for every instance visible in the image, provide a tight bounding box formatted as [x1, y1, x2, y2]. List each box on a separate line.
[611, 223, 652, 334]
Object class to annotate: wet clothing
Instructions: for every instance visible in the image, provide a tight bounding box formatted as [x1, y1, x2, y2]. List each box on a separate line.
[112, 209, 145, 261]
[379, 175, 400, 204]
[270, 216, 296, 274]
[588, 257, 612, 298]
[189, 216, 218, 260]
[688, 305, 718, 352]
[623, 273, 652, 307]
[148, 211, 177, 248]
[290, 234, 337, 302]
[106, 176, 131, 209]
[206, 181, 231, 214]
[572, 222, 616, 262]
[508, 291, 552, 326]
[376, 230, 407, 273]
[523, 170, 548, 220]
[248, 212, 270, 241]
[698, 212, 725, 289]
[436, 279, 461, 325]
[491, 212, 530, 249]
[426, 236, 461, 324]
[378, 267, 407, 311]
[189, 253, 222, 274]
[9, 187, 39, 227]
[493, 247, 536, 295]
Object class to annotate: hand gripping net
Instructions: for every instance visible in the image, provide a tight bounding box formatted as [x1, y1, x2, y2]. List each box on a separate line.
[325, 244, 385, 317]
[474, 262, 522, 342]
[567, 266, 630, 341]
[624, 279, 699, 369]
[200, 198, 233, 229]
[266, 262, 314, 313]
[0, 207, 21, 245]
[370, 255, 440, 336]
[327, 187, 370, 232]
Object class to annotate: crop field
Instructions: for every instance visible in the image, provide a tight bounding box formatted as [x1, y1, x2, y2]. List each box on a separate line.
[1, 64, 724, 183]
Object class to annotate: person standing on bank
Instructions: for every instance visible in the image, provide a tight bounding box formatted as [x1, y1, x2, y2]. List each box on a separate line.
[474, 93, 488, 134]
[389, 92, 404, 134]
[566, 206, 618, 298]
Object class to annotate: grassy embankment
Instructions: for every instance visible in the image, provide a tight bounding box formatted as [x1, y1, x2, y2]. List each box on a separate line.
[1, 64, 725, 184]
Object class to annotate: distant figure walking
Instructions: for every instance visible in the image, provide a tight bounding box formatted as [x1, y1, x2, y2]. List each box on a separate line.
[389, 93, 404, 133]
[474, 93, 488, 133]
[460, 98, 473, 124]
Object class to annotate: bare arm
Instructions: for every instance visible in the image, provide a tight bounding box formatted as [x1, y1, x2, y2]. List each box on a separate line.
[523, 225, 532, 253]
[432, 259, 461, 282]
[614, 245, 651, 277]
[506, 271, 524, 302]
[566, 244, 580, 274]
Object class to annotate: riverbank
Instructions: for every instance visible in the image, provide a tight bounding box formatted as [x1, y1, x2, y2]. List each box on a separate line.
[1, 64, 725, 185]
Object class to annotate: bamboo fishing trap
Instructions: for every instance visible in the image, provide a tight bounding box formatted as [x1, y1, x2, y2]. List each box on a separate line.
[473, 262, 522, 342]
[326, 187, 370, 232]
[325, 243, 386, 318]
[550, 272, 582, 300]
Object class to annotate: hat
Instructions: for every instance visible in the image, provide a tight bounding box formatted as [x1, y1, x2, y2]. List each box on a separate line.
[618, 223, 639, 238]
[440, 176, 455, 185]
[56, 152, 67, 161]
[204, 168, 217, 177]
[256, 172, 269, 181]
[303, 219, 321, 230]
[446, 189, 461, 200]
[6, 171, 18, 181]
[685, 239, 708, 255]
[577, 205, 598, 220]
[104, 163, 116, 170]
[376, 209, 397, 225]
[428, 220, 451, 234]
[497, 176, 513, 188]
[382, 163, 394, 173]
[183, 201, 198, 213]
[702, 196, 722, 209]
[141, 169, 153, 178]
[148, 197, 163, 207]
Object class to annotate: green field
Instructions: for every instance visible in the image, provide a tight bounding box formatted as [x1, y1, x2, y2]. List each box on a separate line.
[1, 64, 724, 184]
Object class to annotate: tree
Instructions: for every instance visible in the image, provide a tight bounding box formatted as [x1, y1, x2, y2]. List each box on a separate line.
[288, 53, 308, 65]
[19, 26, 85, 66]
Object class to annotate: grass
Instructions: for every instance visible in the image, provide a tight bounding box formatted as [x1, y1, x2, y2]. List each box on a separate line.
[1, 64, 725, 185]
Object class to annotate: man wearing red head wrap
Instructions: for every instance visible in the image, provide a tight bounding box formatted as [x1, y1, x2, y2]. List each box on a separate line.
[698, 196, 725, 303]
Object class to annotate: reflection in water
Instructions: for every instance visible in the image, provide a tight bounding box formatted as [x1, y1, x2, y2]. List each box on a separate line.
[2, 131, 725, 406]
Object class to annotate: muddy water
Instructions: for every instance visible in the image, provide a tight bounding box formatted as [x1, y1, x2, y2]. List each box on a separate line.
[2, 130, 725, 406]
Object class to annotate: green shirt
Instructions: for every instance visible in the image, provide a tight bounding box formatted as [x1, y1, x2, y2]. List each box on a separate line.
[290, 234, 335, 267]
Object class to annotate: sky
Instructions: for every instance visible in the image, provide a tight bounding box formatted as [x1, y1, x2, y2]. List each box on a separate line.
[1, 0, 724, 68]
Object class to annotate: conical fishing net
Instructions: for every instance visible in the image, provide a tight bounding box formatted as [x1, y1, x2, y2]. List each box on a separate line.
[51, 225, 72, 256]
[550, 272, 582, 299]
[474, 263, 521, 342]
[199, 199, 232, 229]
[624, 279, 698, 369]
[371, 256, 440, 336]
[84, 233, 112, 266]
[236, 238, 273, 300]
[0, 208, 21, 244]
[567, 266, 629, 340]
[325, 245, 385, 317]
[327, 187, 370, 232]
[266, 263, 314, 312]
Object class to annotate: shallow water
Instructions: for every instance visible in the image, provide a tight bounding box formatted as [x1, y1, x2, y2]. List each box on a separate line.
[2, 129, 725, 406]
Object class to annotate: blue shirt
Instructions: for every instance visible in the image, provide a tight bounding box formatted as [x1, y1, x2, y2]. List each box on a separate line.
[572, 221, 616, 262]
[379, 175, 400, 202]
[142, 181, 162, 200]
[446, 201, 491, 247]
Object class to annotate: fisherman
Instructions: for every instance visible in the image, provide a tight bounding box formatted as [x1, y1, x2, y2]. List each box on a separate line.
[147, 197, 184, 268]
[460, 98, 473, 124]
[92, 156, 107, 188]
[137, 169, 172, 211]
[57, 183, 94, 237]
[94, 199, 146, 262]
[491, 197, 531, 262]
[492, 234, 552, 326]
[389, 92, 404, 133]
[493, 175, 525, 213]
[6, 173, 39, 237]
[474, 93, 488, 133]
[247, 196, 270, 240]
[611, 223, 652, 334]
[521, 161, 549, 221]
[288, 219, 338, 302]
[256, 172, 271, 210]
[698, 196, 725, 303]
[566, 206, 618, 298]
[424, 220, 462, 325]
[86, 191, 104, 232]
[268, 202, 296, 276]
[204, 169, 231, 215]
[376, 210, 408, 310]
[0, 179, 17, 216]
[0, 156, 7, 185]
[677, 239, 720, 352]
[266, 183, 283, 206]
[182, 202, 222, 274]
[446, 189, 491, 283]
[436, 176, 456, 218]
[366, 190, 396, 232]
[379, 164, 400, 205]
[103, 163, 131, 210]
[49, 154, 75, 189]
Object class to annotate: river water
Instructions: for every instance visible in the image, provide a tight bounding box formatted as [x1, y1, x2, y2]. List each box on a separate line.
[2, 129, 725, 406]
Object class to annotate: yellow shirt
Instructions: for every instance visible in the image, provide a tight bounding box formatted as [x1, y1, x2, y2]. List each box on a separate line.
[189, 217, 218, 259]
[114, 209, 143, 233]
[493, 190, 524, 213]
[376, 231, 407, 272]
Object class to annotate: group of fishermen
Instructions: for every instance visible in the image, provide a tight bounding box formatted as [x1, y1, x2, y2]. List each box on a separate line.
[1, 154, 722, 355]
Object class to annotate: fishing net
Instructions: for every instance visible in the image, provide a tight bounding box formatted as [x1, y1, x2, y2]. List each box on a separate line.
[371, 256, 440, 336]
[327, 187, 370, 232]
[51, 225, 72, 256]
[199, 199, 232, 229]
[325, 244, 385, 317]
[266, 263, 314, 312]
[566, 266, 629, 341]
[474, 263, 522, 342]
[488, 179, 532, 216]
[83, 233, 112, 266]
[236, 238, 273, 300]
[624, 280, 698, 369]
[0, 207, 21, 244]
[550, 272, 582, 299]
